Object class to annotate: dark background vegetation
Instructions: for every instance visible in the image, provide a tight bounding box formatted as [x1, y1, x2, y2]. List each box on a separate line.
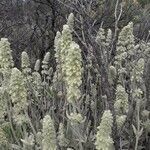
[0, 0, 149, 67]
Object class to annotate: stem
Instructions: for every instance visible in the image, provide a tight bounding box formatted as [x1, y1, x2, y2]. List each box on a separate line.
[135, 100, 140, 150]
[79, 140, 83, 150]
[7, 95, 21, 147]
[24, 110, 37, 136]
[135, 137, 139, 150]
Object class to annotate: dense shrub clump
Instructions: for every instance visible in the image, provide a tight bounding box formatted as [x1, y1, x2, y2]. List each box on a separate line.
[0, 12, 149, 150]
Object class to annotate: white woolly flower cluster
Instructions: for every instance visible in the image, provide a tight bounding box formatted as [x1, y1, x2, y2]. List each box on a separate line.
[58, 24, 82, 103]
[96, 27, 106, 46]
[0, 38, 14, 120]
[131, 58, 145, 106]
[67, 13, 74, 32]
[114, 84, 129, 114]
[132, 88, 143, 99]
[116, 115, 127, 129]
[0, 38, 14, 84]
[108, 65, 117, 85]
[65, 42, 82, 102]
[42, 52, 50, 75]
[96, 27, 112, 47]
[9, 68, 28, 124]
[60, 25, 72, 78]
[106, 29, 112, 46]
[32, 59, 42, 97]
[67, 112, 84, 125]
[41, 52, 51, 86]
[0, 38, 14, 72]
[57, 123, 69, 147]
[115, 22, 135, 70]
[53, 31, 62, 85]
[131, 58, 145, 83]
[114, 84, 128, 129]
[54, 31, 62, 65]
[34, 59, 41, 72]
[32, 71, 42, 97]
[42, 115, 57, 150]
[95, 110, 114, 150]
[0, 87, 6, 119]
[21, 51, 31, 75]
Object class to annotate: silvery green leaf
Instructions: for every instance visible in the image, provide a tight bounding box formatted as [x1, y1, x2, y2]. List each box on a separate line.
[139, 127, 143, 137]
[132, 124, 137, 135]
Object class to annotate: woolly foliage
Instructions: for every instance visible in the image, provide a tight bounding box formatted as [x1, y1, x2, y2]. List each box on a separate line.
[42, 115, 57, 150]
[21, 51, 31, 75]
[115, 22, 135, 68]
[42, 52, 50, 65]
[60, 25, 72, 78]
[0, 38, 14, 85]
[131, 58, 145, 83]
[116, 115, 127, 129]
[32, 71, 42, 97]
[108, 65, 117, 84]
[46, 67, 53, 80]
[34, 59, 41, 72]
[95, 110, 114, 150]
[57, 123, 69, 147]
[41, 52, 50, 76]
[67, 112, 84, 125]
[0, 38, 14, 72]
[0, 87, 7, 119]
[54, 31, 62, 64]
[9, 68, 28, 124]
[65, 42, 82, 103]
[67, 13, 74, 31]
[96, 27, 106, 46]
[53, 31, 62, 85]
[132, 88, 143, 100]
[114, 84, 129, 114]
[106, 29, 112, 46]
